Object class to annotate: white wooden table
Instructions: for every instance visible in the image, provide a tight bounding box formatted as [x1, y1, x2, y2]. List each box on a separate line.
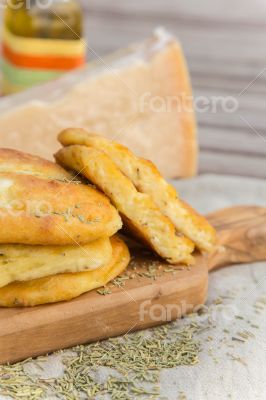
[81, 0, 266, 178]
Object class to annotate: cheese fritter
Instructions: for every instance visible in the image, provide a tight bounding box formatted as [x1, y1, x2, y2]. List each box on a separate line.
[55, 145, 194, 265]
[0, 236, 130, 307]
[0, 148, 122, 244]
[58, 129, 216, 252]
[0, 171, 122, 245]
[0, 237, 112, 288]
[0, 148, 73, 181]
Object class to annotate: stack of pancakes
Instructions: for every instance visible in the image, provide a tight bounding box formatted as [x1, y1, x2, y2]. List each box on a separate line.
[0, 131, 216, 308]
[0, 149, 129, 307]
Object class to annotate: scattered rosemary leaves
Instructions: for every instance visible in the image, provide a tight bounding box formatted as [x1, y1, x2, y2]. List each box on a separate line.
[0, 362, 45, 399]
[0, 322, 202, 399]
[97, 287, 112, 296]
[111, 275, 130, 288]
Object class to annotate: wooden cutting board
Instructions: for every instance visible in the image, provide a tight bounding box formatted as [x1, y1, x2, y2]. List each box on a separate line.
[0, 206, 265, 364]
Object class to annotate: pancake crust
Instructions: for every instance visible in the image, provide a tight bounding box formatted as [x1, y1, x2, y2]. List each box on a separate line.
[0, 148, 73, 180]
[55, 145, 194, 265]
[0, 171, 121, 245]
[58, 129, 216, 252]
[0, 237, 112, 288]
[0, 236, 130, 307]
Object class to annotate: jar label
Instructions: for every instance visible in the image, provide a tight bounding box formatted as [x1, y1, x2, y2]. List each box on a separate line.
[2, 27, 87, 94]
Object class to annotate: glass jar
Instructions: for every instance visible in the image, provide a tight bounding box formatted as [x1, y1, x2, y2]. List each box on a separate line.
[2, 0, 86, 94]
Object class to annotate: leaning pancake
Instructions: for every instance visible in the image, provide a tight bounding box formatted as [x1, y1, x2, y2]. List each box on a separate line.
[0, 236, 130, 307]
[0, 237, 112, 288]
[56, 145, 194, 265]
[59, 129, 216, 252]
[0, 148, 73, 181]
[0, 172, 122, 245]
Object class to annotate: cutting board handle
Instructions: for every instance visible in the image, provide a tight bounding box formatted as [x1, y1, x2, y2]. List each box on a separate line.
[207, 206, 266, 271]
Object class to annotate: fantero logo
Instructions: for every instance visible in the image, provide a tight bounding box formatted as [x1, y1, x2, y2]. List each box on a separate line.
[139, 299, 238, 323]
[139, 92, 239, 114]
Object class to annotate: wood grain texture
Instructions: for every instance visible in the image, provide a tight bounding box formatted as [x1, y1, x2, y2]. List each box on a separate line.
[0, 206, 265, 364]
[80, 0, 266, 178]
[0, 257, 208, 364]
[208, 206, 266, 270]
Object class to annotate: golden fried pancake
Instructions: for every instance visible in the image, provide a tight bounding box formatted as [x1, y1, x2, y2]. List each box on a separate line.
[56, 145, 194, 264]
[0, 237, 112, 288]
[0, 236, 130, 307]
[0, 148, 73, 181]
[59, 129, 216, 252]
[0, 171, 122, 245]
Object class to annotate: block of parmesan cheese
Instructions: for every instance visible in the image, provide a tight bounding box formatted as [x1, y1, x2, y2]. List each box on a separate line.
[0, 28, 197, 178]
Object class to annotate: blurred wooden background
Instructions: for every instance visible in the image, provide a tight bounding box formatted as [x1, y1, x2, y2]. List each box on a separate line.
[80, 0, 266, 179]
